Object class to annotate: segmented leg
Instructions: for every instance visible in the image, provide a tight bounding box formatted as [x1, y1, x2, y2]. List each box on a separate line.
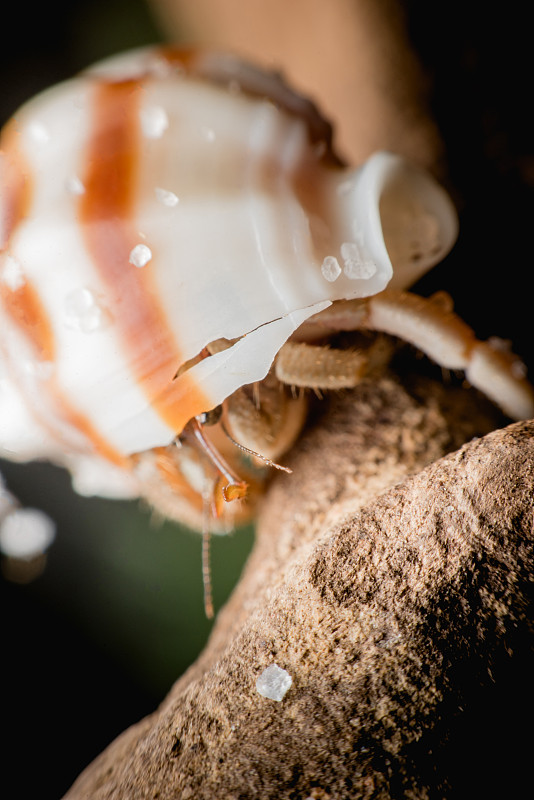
[278, 290, 534, 420]
[275, 336, 393, 389]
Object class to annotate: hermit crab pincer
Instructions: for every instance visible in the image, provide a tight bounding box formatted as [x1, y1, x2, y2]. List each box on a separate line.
[1, 46, 533, 538]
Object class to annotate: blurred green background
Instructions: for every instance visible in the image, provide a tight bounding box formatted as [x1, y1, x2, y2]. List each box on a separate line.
[2, 1, 533, 798]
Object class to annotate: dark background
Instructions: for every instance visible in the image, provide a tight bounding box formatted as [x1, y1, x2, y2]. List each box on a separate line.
[1, 1, 532, 797]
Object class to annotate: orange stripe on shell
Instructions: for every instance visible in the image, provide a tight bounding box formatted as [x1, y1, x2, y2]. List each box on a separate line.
[0, 280, 55, 363]
[0, 120, 32, 251]
[0, 123, 128, 467]
[80, 79, 212, 439]
[0, 278, 128, 466]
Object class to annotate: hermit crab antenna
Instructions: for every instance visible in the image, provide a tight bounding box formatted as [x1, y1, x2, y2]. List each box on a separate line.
[220, 420, 292, 474]
[186, 411, 248, 620]
[200, 524, 214, 620]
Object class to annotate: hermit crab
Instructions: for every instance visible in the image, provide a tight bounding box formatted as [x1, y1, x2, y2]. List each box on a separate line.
[1, 46, 533, 546]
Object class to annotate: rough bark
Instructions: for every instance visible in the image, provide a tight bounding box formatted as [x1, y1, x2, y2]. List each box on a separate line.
[64, 372, 534, 798]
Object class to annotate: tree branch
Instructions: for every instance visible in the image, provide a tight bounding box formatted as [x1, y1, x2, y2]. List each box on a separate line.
[64, 373, 534, 798]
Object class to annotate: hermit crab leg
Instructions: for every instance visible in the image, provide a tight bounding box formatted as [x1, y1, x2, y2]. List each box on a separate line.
[182, 417, 248, 507]
[276, 291, 534, 421]
[275, 337, 393, 390]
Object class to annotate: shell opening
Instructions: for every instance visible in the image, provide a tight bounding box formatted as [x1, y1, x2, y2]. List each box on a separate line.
[322, 152, 459, 298]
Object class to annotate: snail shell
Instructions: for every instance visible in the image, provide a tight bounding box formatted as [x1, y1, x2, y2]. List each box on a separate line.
[0, 47, 457, 503]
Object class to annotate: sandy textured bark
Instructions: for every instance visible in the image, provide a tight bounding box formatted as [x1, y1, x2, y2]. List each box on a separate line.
[64, 373, 534, 798]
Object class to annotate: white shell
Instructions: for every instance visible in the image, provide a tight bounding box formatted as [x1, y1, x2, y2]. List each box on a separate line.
[0, 47, 458, 501]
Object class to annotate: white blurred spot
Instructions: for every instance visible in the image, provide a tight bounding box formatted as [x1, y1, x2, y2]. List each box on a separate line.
[140, 105, 168, 139]
[155, 187, 179, 207]
[65, 175, 86, 195]
[71, 457, 139, 499]
[22, 360, 54, 380]
[511, 360, 528, 379]
[341, 241, 377, 280]
[129, 244, 152, 268]
[336, 179, 353, 196]
[1, 255, 26, 291]
[180, 457, 209, 496]
[27, 121, 50, 144]
[255, 664, 292, 701]
[487, 336, 512, 353]
[200, 125, 216, 143]
[0, 508, 55, 560]
[64, 287, 110, 333]
[148, 55, 176, 79]
[321, 256, 342, 282]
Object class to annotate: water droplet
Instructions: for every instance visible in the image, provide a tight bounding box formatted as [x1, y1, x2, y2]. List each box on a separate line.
[23, 360, 54, 380]
[255, 664, 292, 701]
[64, 287, 110, 333]
[140, 105, 169, 139]
[321, 256, 342, 282]
[129, 244, 152, 268]
[341, 241, 377, 280]
[65, 175, 86, 195]
[27, 121, 50, 144]
[148, 55, 176, 79]
[155, 187, 179, 207]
